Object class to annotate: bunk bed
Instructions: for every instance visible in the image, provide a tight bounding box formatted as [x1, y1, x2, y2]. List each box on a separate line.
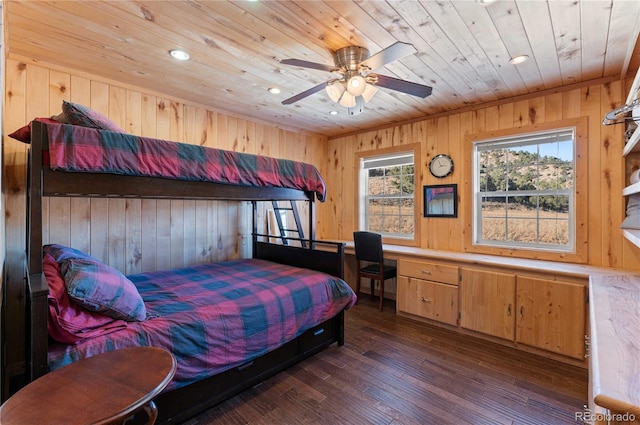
[23, 119, 356, 424]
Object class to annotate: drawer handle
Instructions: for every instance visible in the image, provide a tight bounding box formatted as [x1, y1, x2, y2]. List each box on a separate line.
[237, 361, 254, 371]
[507, 303, 512, 316]
[584, 334, 590, 359]
[313, 328, 325, 336]
[421, 270, 432, 275]
[421, 297, 431, 303]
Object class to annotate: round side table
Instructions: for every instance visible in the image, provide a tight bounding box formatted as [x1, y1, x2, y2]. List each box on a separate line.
[0, 346, 176, 425]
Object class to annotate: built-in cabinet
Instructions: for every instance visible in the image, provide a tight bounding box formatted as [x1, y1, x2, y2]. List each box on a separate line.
[397, 259, 458, 326]
[459, 268, 516, 340]
[396, 258, 588, 363]
[515, 276, 585, 360]
[460, 268, 586, 360]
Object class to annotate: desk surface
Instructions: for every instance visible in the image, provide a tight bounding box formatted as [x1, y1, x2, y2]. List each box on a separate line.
[0, 346, 176, 425]
[590, 275, 640, 418]
[339, 240, 632, 279]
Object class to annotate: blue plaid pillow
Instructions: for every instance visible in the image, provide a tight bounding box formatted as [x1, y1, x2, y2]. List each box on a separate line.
[44, 243, 95, 263]
[61, 100, 124, 133]
[44, 244, 146, 322]
[60, 257, 146, 322]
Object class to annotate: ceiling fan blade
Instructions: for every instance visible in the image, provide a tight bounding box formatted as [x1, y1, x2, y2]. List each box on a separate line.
[281, 82, 328, 105]
[359, 42, 417, 70]
[280, 58, 339, 73]
[374, 74, 433, 98]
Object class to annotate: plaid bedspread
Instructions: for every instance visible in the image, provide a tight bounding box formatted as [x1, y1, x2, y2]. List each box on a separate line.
[43, 122, 327, 201]
[47, 259, 356, 391]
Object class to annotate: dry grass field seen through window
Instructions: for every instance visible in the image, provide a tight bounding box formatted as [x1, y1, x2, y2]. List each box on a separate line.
[482, 203, 569, 245]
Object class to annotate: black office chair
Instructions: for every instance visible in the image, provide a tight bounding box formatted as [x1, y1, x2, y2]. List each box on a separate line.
[353, 231, 397, 312]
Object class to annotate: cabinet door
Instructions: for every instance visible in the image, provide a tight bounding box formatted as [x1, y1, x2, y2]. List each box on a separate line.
[516, 276, 585, 360]
[460, 268, 516, 340]
[397, 276, 458, 325]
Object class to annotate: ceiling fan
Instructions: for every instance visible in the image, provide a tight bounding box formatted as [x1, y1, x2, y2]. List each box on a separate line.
[280, 41, 433, 116]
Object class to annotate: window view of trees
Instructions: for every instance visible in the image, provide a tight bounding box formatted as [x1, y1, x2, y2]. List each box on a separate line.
[476, 137, 574, 249]
[366, 164, 414, 236]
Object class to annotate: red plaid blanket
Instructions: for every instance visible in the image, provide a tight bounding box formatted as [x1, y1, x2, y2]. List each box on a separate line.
[47, 259, 356, 391]
[43, 122, 327, 201]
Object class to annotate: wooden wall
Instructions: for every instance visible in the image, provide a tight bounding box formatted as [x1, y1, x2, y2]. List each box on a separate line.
[1, 58, 327, 388]
[319, 79, 640, 271]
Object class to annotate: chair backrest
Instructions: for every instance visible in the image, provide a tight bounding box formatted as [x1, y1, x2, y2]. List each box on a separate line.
[353, 231, 384, 263]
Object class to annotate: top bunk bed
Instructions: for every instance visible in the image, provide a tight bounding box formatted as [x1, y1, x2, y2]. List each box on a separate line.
[26, 119, 330, 274]
[27, 119, 326, 202]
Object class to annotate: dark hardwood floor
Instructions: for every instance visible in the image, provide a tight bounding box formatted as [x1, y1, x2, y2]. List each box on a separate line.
[181, 297, 588, 425]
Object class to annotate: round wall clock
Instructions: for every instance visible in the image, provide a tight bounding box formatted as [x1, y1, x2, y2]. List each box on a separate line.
[429, 154, 454, 178]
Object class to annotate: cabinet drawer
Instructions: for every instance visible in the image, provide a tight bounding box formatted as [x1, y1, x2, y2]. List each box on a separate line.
[399, 259, 459, 285]
[397, 276, 458, 325]
[299, 321, 336, 354]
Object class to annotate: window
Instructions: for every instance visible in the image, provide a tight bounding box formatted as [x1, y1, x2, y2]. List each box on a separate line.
[359, 150, 415, 239]
[473, 127, 575, 252]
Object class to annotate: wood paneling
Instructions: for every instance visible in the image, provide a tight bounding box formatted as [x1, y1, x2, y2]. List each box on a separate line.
[321, 80, 635, 270]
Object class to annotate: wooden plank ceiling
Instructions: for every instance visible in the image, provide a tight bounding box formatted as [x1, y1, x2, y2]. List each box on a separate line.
[4, 0, 640, 138]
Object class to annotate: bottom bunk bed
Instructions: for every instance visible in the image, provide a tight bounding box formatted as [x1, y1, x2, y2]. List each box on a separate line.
[27, 239, 355, 424]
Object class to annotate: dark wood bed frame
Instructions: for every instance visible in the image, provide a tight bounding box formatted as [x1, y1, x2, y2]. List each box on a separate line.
[25, 121, 347, 424]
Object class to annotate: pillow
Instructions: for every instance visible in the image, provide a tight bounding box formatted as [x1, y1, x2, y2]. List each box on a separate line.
[61, 100, 124, 132]
[44, 243, 96, 263]
[43, 254, 128, 344]
[8, 118, 63, 143]
[60, 257, 146, 322]
[621, 194, 640, 229]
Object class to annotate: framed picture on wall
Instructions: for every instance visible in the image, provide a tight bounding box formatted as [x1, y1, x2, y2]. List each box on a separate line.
[424, 184, 457, 218]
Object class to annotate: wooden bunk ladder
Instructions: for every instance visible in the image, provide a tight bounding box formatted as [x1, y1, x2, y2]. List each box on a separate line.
[271, 200, 306, 248]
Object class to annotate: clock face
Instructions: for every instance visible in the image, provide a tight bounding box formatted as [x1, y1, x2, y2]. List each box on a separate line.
[429, 154, 454, 178]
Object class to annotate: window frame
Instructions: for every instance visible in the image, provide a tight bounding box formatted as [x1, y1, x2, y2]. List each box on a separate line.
[463, 118, 588, 264]
[355, 143, 421, 247]
[473, 127, 576, 251]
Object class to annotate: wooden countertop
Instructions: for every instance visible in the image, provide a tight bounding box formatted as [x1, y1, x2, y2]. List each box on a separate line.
[337, 241, 631, 279]
[590, 274, 640, 417]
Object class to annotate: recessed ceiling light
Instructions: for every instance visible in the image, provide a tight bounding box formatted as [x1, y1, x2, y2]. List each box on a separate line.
[268, 87, 281, 94]
[169, 49, 190, 61]
[509, 54, 529, 65]
[478, 0, 497, 5]
[329, 111, 338, 115]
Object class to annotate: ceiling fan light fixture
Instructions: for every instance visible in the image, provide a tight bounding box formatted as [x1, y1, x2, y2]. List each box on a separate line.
[347, 75, 367, 96]
[361, 83, 378, 103]
[281, 41, 432, 109]
[339, 92, 356, 108]
[325, 82, 345, 103]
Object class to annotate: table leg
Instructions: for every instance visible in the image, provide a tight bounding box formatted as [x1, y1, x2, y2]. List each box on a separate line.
[142, 401, 158, 425]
